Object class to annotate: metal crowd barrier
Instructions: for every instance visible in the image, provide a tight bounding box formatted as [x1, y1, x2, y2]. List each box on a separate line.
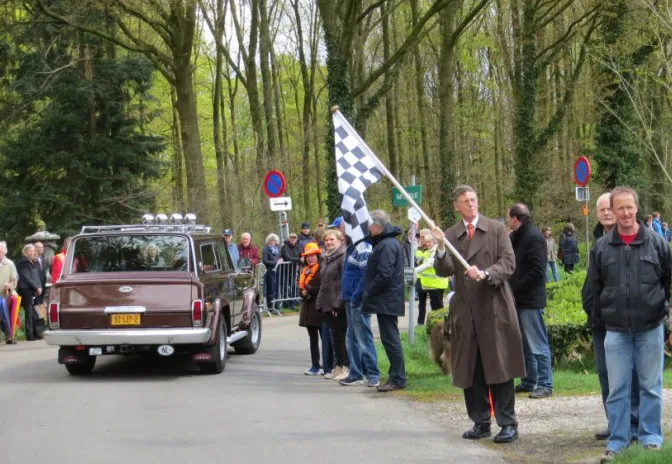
[272, 261, 301, 312]
[252, 263, 279, 317]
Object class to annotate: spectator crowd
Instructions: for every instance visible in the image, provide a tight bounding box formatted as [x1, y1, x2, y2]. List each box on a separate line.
[2, 184, 671, 463]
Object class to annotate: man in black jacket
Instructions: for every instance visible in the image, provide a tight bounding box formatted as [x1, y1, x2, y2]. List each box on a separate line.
[587, 187, 671, 463]
[362, 210, 406, 392]
[582, 192, 639, 442]
[507, 204, 553, 399]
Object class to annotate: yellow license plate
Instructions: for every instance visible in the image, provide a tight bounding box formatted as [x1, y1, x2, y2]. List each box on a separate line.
[110, 314, 141, 326]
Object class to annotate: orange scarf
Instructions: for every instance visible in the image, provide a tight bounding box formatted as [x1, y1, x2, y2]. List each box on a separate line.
[298, 263, 319, 291]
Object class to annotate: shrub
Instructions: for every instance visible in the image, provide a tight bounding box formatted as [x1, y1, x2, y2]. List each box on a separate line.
[420, 271, 590, 365]
[545, 270, 591, 365]
[426, 307, 449, 335]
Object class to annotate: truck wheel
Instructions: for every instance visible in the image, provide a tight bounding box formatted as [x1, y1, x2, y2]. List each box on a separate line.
[65, 356, 96, 375]
[233, 309, 261, 355]
[199, 319, 227, 374]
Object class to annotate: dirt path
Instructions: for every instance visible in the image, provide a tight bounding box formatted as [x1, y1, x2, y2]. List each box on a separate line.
[416, 389, 672, 463]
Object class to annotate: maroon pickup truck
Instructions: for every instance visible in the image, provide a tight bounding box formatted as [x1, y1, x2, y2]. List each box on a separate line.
[45, 218, 262, 375]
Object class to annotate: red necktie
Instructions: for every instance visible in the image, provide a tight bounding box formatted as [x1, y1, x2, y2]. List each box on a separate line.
[467, 223, 475, 240]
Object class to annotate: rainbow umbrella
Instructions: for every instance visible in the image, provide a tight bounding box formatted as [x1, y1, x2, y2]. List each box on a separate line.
[10, 294, 21, 337]
[0, 296, 11, 339]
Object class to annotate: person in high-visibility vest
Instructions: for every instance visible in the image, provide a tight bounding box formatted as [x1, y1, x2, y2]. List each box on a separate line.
[414, 231, 448, 325]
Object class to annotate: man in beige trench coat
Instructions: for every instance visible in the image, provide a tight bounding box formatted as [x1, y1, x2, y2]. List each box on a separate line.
[432, 185, 525, 444]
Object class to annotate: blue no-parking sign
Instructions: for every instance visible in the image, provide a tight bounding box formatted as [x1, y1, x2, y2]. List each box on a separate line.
[263, 170, 287, 198]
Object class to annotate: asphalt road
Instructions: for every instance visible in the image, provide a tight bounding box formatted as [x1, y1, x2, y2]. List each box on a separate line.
[0, 314, 502, 464]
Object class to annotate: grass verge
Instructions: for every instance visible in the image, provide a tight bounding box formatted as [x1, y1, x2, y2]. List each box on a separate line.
[375, 328, 672, 401]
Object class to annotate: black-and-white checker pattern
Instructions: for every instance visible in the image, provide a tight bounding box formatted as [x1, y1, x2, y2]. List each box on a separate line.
[333, 111, 384, 244]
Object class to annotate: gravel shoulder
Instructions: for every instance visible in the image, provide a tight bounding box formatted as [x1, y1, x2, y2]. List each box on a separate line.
[414, 389, 672, 463]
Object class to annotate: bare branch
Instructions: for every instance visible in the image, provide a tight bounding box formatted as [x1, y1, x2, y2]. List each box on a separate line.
[117, 0, 173, 43]
[356, 0, 390, 24]
[534, 0, 574, 32]
[535, 4, 600, 63]
[352, 0, 455, 97]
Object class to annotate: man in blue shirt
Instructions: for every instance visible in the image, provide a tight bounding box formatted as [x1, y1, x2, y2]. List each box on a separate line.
[222, 229, 239, 268]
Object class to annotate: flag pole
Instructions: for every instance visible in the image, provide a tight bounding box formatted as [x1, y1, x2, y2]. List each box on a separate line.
[331, 106, 469, 270]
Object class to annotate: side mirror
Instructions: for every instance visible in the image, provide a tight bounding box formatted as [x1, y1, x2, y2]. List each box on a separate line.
[237, 258, 252, 270]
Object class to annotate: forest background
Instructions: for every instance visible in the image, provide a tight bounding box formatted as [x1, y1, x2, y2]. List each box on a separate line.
[0, 0, 670, 255]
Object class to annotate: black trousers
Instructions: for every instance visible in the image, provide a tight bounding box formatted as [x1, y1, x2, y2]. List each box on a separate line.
[377, 314, 406, 387]
[464, 350, 517, 427]
[417, 289, 444, 325]
[563, 263, 575, 274]
[18, 290, 39, 340]
[306, 326, 321, 367]
[324, 310, 348, 367]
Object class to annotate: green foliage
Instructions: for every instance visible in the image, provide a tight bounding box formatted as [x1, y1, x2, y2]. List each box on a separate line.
[0, 13, 164, 251]
[426, 306, 449, 335]
[545, 270, 591, 365]
[421, 272, 590, 365]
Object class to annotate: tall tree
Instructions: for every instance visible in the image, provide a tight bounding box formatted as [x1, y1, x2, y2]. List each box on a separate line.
[35, 0, 208, 220]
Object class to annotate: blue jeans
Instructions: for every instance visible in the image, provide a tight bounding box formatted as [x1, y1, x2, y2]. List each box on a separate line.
[593, 328, 639, 436]
[546, 261, 559, 282]
[345, 302, 380, 381]
[320, 320, 334, 374]
[377, 314, 406, 387]
[517, 309, 553, 390]
[605, 325, 664, 452]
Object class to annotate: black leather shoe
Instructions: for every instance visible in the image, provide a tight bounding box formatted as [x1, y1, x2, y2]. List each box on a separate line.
[529, 387, 552, 399]
[462, 423, 491, 439]
[514, 384, 534, 393]
[376, 382, 404, 393]
[493, 425, 518, 443]
[595, 429, 609, 440]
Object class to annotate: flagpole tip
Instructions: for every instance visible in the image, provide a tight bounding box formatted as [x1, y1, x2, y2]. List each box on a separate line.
[330, 105, 340, 114]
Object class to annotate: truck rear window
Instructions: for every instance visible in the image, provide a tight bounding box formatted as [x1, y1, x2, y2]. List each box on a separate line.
[70, 235, 190, 273]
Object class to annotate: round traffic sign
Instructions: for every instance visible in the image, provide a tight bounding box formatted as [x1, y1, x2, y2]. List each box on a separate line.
[263, 170, 287, 198]
[407, 207, 421, 223]
[573, 156, 591, 187]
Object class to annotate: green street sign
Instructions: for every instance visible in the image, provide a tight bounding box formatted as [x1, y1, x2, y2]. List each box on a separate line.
[392, 185, 423, 207]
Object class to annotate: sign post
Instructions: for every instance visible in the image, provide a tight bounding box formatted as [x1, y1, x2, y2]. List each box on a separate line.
[406, 176, 422, 344]
[574, 156, 592, 267]
[263, 171, 290, 242]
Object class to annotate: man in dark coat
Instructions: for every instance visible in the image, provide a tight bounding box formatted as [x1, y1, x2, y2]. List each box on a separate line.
[507, 204, 553, 399]
[582, 192, 639, 441]
[34, 241, 48, 304]
[17, 244, 43, 341]
[587, 187, 670, 462]
[238, 232, 260, 266]
[280, 233, 302, 264]
[433, 185, 524, 444]
[362, 210, 406, 392]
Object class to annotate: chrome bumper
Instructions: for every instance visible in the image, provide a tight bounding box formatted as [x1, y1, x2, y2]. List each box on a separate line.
[44, 327, 212, 346]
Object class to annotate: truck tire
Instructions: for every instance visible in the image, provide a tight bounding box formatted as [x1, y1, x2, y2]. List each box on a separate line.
[65, 356, 96, 375]
[199, 319, 227, 374]
[233, 310, 261, 355]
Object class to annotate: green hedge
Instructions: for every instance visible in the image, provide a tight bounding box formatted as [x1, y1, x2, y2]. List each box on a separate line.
[545, 270, 591, 365]
[422, 271, 590, 365]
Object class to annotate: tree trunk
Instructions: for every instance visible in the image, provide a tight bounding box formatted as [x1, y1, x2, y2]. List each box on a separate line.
[174, 61, 208, 219]
[512, 0, 539, 208]
[318, 0, 355, 219]
[213, 37, 227, 226]
[258, 0, 278, 164]
[410, 0, 431, 205]
[438, 1, 460, 224]
[81, 42, 96, 138]
[381, 2, 398, 177]
[170, 87, 185, 212]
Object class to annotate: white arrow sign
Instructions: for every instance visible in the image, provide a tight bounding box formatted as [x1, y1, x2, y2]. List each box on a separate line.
[270, 196, 292, 211]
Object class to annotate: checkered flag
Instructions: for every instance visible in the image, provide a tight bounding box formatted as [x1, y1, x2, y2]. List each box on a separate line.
[332, 109, 384, 244]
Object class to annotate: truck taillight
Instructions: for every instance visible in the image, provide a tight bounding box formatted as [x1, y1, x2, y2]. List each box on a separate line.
[192, 299, 203, 327]
[49, 302, 60, 329]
